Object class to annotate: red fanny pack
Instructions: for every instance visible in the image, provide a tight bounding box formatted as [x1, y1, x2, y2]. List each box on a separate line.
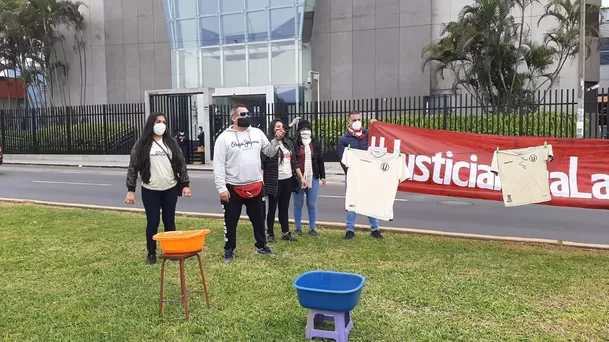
[233, 181, 263, 199]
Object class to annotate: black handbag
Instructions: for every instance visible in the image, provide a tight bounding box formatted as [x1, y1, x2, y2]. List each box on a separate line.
[292, 175, 301, 194]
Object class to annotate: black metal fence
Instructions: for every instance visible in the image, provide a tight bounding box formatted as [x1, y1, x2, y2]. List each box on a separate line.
[210, 88, 609, 162]
[0, 103, 146, 154]
[1, 88, 607, 162]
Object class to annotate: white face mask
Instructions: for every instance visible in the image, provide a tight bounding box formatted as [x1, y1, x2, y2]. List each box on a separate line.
[153, 123, 166, 136]
[351, 120, 362, 131]
[300, 131, 311, 140]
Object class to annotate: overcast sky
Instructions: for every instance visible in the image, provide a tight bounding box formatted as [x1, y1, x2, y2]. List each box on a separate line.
[604, 0, 608, 7]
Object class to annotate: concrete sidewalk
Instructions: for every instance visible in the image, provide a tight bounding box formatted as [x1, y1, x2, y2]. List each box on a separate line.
[3, 154, 346, 178]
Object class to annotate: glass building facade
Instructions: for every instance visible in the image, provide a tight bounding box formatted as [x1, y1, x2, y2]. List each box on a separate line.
[163, 0, 306, 103]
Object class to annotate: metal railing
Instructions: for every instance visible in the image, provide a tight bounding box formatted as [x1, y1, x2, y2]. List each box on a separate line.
[0, 103, 146, 154]
[1, 88, 607, 161]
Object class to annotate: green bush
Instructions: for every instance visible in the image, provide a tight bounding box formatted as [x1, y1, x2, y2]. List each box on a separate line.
[1, 123, 136, 153]
[315, 111, 581, 153]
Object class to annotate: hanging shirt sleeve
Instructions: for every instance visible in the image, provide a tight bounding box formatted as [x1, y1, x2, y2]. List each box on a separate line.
[490, 150, 499, 176]
[545, 144, 554, 162]
[398, 154, 411, 182]
[340, 148, 351, 169]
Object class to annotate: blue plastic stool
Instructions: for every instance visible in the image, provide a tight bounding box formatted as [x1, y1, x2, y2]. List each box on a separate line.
[305, 309, 353, 342]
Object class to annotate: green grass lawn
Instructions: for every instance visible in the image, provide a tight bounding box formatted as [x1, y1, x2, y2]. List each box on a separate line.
[1, 203, 609, 341]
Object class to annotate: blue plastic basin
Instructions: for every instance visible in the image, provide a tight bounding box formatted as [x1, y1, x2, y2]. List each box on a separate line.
[293, 271, 366, 312]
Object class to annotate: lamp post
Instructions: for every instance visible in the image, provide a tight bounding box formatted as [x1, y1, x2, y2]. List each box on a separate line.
[576, 0, 587, 138]
[308, 70, 320, 119]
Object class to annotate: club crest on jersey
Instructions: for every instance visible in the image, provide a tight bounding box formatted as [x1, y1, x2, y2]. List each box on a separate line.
[380, 162, 390, 172]
[529, 154, 538, 162]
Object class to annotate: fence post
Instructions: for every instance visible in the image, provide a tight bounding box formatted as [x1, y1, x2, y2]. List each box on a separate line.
[518, 94, 524, 136]
[0, 109, 5, 150]
[374, 98, 379, 119]
[66, 107, 72, 154]
[103, 105, 109, 154]
[31, 108, 38, 153]
[442, 95, 448, 130]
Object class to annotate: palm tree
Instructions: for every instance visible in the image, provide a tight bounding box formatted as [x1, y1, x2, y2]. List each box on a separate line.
[538, 0, 600, 88]
[422, 0, 599, 113]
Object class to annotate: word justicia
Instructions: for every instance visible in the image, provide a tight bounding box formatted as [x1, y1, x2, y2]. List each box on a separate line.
[231, 139, 260, 149]
[405, 152, 609, 200]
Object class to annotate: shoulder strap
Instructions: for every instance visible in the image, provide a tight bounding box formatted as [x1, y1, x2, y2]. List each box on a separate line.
[153, 140, 173, 163]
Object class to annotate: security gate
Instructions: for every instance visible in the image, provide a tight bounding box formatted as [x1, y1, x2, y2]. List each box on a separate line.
[145, 88, 214, 165]
[149, 93, 195, 163]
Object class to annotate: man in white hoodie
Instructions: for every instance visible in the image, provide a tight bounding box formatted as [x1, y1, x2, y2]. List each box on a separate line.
[213, 104, 283, 263]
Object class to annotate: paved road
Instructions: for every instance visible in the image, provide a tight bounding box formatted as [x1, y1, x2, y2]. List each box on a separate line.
[1, 164, 607, 244]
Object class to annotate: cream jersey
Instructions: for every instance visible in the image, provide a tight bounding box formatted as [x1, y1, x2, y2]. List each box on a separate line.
[142, 139, 177, 191]
[341, 149, 410, 221]
[490, 145, 554, 207]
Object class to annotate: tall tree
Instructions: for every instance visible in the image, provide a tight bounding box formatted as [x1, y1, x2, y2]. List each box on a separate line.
[0, 0, 85, 107]
[422, 0, 599, 113]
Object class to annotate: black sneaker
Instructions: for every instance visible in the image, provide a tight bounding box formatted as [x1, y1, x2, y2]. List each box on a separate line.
[295, 229, 303, 236]
[371, 230, 384, 240]
[309, 230, 320, 237]
[267, 235, 276, 243]
[281, 232, 298, 241]
[224, 249, 235, 263]
[345, 231, 355, 240]
[256, 245, 276, 257]
[146, 254, 157, 265]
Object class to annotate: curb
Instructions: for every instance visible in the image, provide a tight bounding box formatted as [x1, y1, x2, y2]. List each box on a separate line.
[4, 161, 210, 171]
[1, 198, 608, 251]
[3, 161, 347, 176]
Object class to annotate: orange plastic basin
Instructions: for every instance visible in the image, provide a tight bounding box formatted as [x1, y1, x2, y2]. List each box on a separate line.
[152, 229, 211, 254]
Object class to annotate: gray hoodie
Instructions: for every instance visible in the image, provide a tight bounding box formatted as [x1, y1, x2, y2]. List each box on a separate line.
[213, 125, 279, 193]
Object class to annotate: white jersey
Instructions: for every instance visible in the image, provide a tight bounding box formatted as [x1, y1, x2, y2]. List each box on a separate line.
[491, 145, 554, 207]
[341, 149, 410, 221]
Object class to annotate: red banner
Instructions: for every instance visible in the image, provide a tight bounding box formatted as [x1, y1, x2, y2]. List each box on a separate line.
[368, 121, 609, 209]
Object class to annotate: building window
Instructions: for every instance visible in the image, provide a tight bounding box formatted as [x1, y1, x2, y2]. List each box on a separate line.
[601, 39, 609, 65]
[269, 6, 296, 40]
[177, 49, 200, 88]
[247, 0, 266, 10]
[221, 13, 246, 44]
[220, 0, 242, 13]
[200, 16, 220, 47]
[246, 10, 268, 42]
[248, 44, 270, 86]
[165, 0, 305, 88]
[271, 40, 296, 85]
[223, 46, 247, 87]
[201, 48, 222, 87]
[175, 0, 197, 19]
[175, 19, 198, 48]
[270, 0, 295, 6]
[199, 0, 219, 15]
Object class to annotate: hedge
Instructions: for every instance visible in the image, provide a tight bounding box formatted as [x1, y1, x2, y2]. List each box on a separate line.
[1, 123, 137, 153]
[314, 111, 580, 153]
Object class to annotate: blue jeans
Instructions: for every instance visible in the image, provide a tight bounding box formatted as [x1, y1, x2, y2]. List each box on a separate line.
[345, 176, 379, 232]
[292, 178, 320, 231]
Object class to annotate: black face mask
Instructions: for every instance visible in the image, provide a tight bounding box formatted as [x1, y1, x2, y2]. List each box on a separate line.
[237, 117, 251, 127]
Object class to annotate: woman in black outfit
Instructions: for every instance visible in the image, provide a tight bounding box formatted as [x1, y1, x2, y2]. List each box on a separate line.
[125, 112, 192, 265]
[262, 119, 306, 242]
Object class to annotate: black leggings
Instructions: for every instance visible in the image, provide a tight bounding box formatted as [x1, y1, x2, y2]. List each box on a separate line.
[141, 186, 179, 255]
[267, 177, 293, 236]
